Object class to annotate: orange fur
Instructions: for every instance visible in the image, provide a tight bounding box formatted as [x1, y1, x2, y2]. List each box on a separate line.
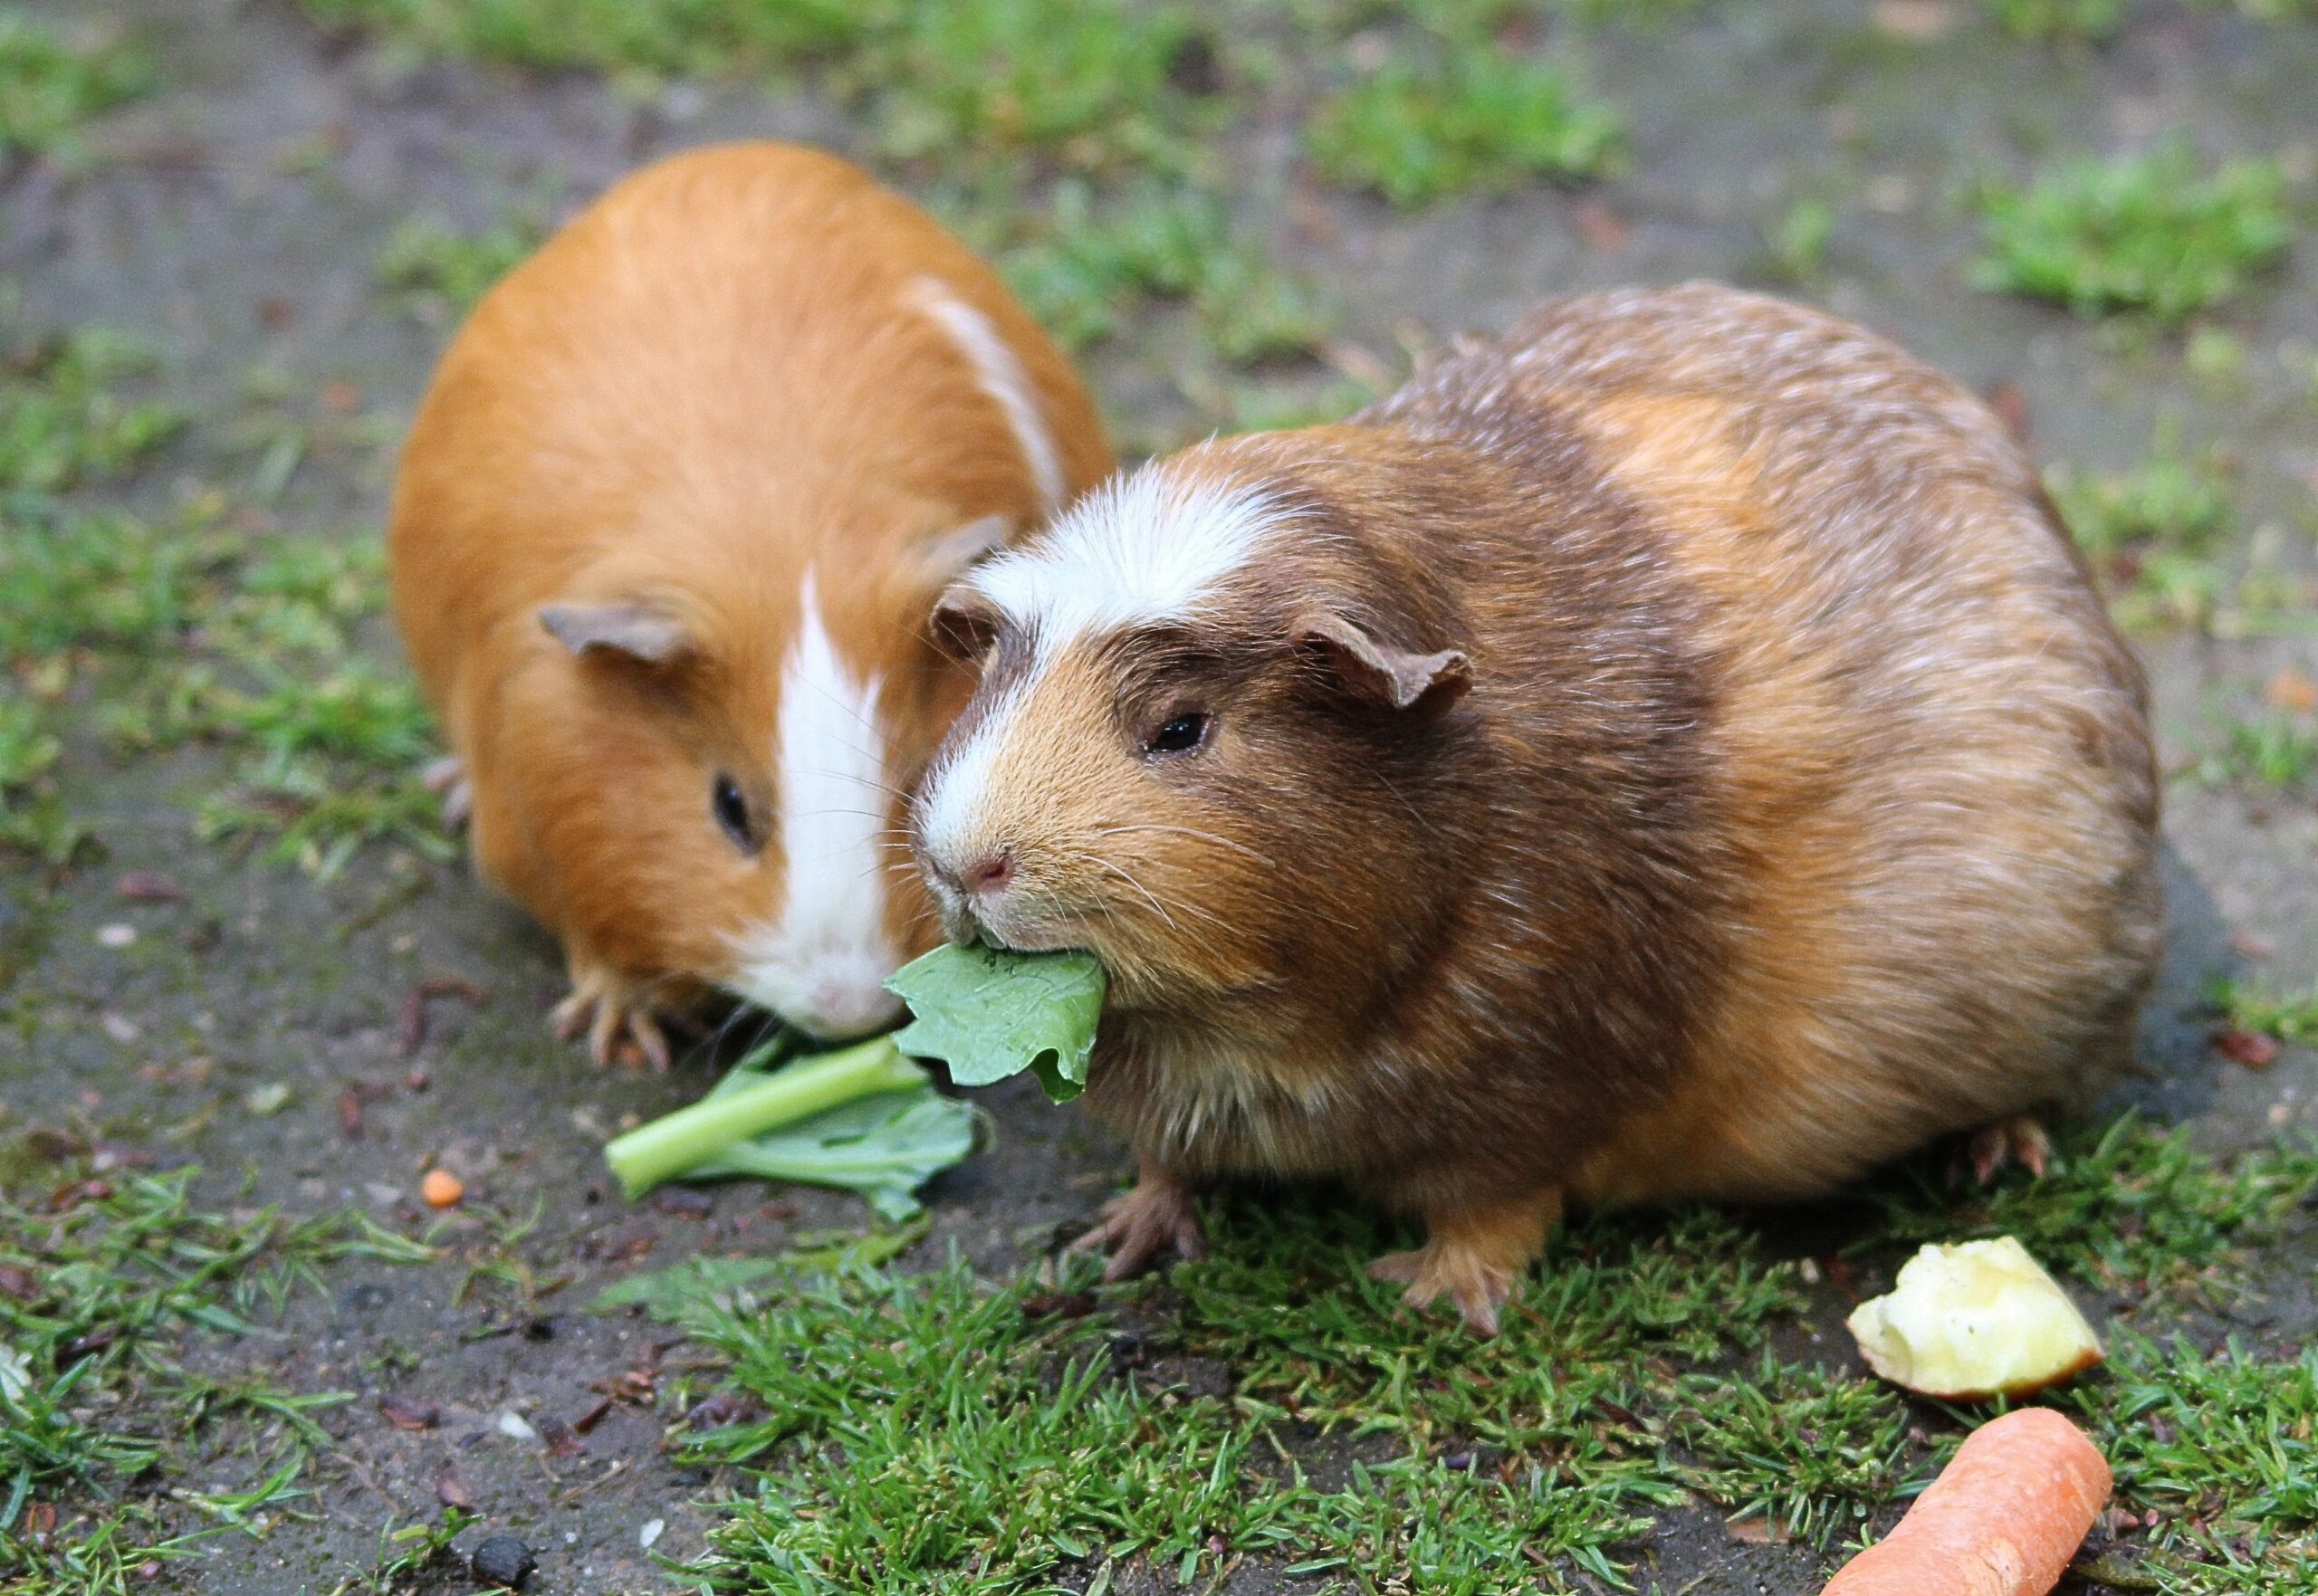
[389, 143, 1113, 1062]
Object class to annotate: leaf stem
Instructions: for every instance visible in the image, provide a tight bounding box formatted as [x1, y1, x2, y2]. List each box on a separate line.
[604, 1037, 926, 1198]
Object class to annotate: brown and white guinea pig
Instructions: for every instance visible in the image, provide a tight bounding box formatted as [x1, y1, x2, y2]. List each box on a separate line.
[910, 282, 2160, 1333]
[388, 142, 1113, 1067]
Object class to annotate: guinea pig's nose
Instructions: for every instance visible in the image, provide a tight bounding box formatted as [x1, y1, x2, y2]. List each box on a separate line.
[963, 851, 1013, 896]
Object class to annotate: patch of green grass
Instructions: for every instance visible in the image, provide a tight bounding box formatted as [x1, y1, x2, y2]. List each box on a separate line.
[307, 0, 1227, 177]
[2076, 1335, 2318, 1590]
[992, 178, 1328, 361]
[1307, 46, 1621, 207]
[1863, 1118, 2318, 1302]
[2214, 979, 2318, 1046]
[1674, 1355, 1917, 1546]
[0, 319, 445, 873]
[1987, 0, 2123, 40]
[664, 1114, 2318, 1591]
[2193, 712, 2318, 790]
[1174, 1202, 1804, 1439]
[874, 0, 1223, 175]
[0, 1161, 432, 1588]
[686, 1264, 1296, 1593]
[0, 8, 153, 159]
[0, 329, 184, 496]
[1760, 195, 1835, 285]
[374, 211, 542, 319]
[0, 507, 236, 662]
[297, 0, 878, 80]
[1970, 142, 2294, 323]
[2046, 431, 2237, 631]
[0, 693, 57, 791]
[335, 1507, 476, 1596]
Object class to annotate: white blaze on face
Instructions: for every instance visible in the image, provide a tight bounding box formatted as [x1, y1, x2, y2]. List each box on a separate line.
[905, 275, 1065, 515]
[730, 570, 905, 1038]
[915, 464, 1279, 894]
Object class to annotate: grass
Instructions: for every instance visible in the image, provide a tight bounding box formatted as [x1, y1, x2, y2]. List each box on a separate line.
[1863, 1116, 2318, 1302]
[0, 329, 184, 497]
[0, 1159, 433, 1592]
[0, 317, 449, 876]
[637, 1123, 2318, 1591]
[1987, 0, 2124, 40]
[2192, 712, 2318, 791]
[1673, 1356, 1914, 1546]
[982, 177, 1328, 361]
[2046, 430, 2238, 632]
[1307, 47, 1622, 207]
[2078, 1337, 2318, 1591]
[869, 0, 1222, 176]
[1970, 142, 2294, 323]
[296, 0, 879, 80]
[0, 8, 152, 160]
[2214, 980, 2318, 1046]
[374, 211, 544, 320]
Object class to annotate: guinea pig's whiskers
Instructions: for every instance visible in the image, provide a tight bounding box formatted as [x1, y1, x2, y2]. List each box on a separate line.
[1091, 823, 1277, 870]
[1082, 854, 1178, 932]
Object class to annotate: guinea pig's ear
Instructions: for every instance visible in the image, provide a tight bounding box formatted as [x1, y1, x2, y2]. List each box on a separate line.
[928, 582, 1003, 664]
[537, 601, 694, 664]
[1296, 611, 1470, 712]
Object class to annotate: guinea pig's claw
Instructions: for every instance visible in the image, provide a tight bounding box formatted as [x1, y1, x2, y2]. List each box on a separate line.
[550, 980, 674, 1073]
[1959, 1115, 2053, 1187]
[422, 757, 474, 831]
[1368, 1247, 1514, 1338]
[1069, 1174, 1205, 1281]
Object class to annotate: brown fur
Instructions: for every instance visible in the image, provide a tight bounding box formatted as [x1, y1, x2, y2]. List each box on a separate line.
[389, 142, 1113, 1061]
[916, 284, 2159, 1331]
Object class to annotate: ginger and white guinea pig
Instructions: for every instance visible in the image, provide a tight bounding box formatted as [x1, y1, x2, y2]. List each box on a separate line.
[912, 282, 2160, 1333]
[389, 142, 1113, 1066]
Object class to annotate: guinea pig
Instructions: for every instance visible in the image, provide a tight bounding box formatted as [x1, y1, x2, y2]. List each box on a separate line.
[911, 282, 2160, 1333]
[389, 142, 1114, 1067]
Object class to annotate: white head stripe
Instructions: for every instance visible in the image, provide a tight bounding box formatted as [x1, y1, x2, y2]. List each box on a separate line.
[968, 464, 1279, 658]
[907, 275, 1066, 514]
[729, 569, 902, 1037]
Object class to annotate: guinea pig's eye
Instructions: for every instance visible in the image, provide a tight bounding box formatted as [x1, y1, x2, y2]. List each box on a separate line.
[1145, 712, 1212, 758]
[712, 773, 759, 852]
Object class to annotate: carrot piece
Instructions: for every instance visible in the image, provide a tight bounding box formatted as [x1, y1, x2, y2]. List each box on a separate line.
[1822, 1408, 2111, 1596]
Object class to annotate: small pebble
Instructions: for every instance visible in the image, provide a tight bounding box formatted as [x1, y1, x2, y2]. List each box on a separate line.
[496, 1410, 538, 1442]
[470, 1534, 535, 1591]
[422, 1169, 465, 1209]
[97, 923, 136, 948]
[638, 1518, 664, 1550]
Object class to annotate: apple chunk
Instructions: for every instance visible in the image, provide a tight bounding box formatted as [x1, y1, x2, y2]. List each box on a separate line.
[1846, 1237, 2103, 1400]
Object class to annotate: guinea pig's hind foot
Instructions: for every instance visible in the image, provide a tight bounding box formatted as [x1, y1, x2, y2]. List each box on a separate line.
[551, 970, 675, 1073]
[1957, 1115, 2053, 1188]
[422, 756, 473, 830]
[1368, 1189, 1564, 1338]
[1068, 1161, 1205, 1282]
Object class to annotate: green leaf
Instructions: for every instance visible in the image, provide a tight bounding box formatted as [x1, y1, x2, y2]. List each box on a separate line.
[885, 943, 1107, 1103]
[686, 1087, 979, 1221]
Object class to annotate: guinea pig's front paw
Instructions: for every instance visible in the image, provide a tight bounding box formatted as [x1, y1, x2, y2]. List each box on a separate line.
[1368, 1190, 1564, 1338]
[1068, 1161, 1206, 1282]
[551, 964, 679, 1072]
[421, 755, 473, 830]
